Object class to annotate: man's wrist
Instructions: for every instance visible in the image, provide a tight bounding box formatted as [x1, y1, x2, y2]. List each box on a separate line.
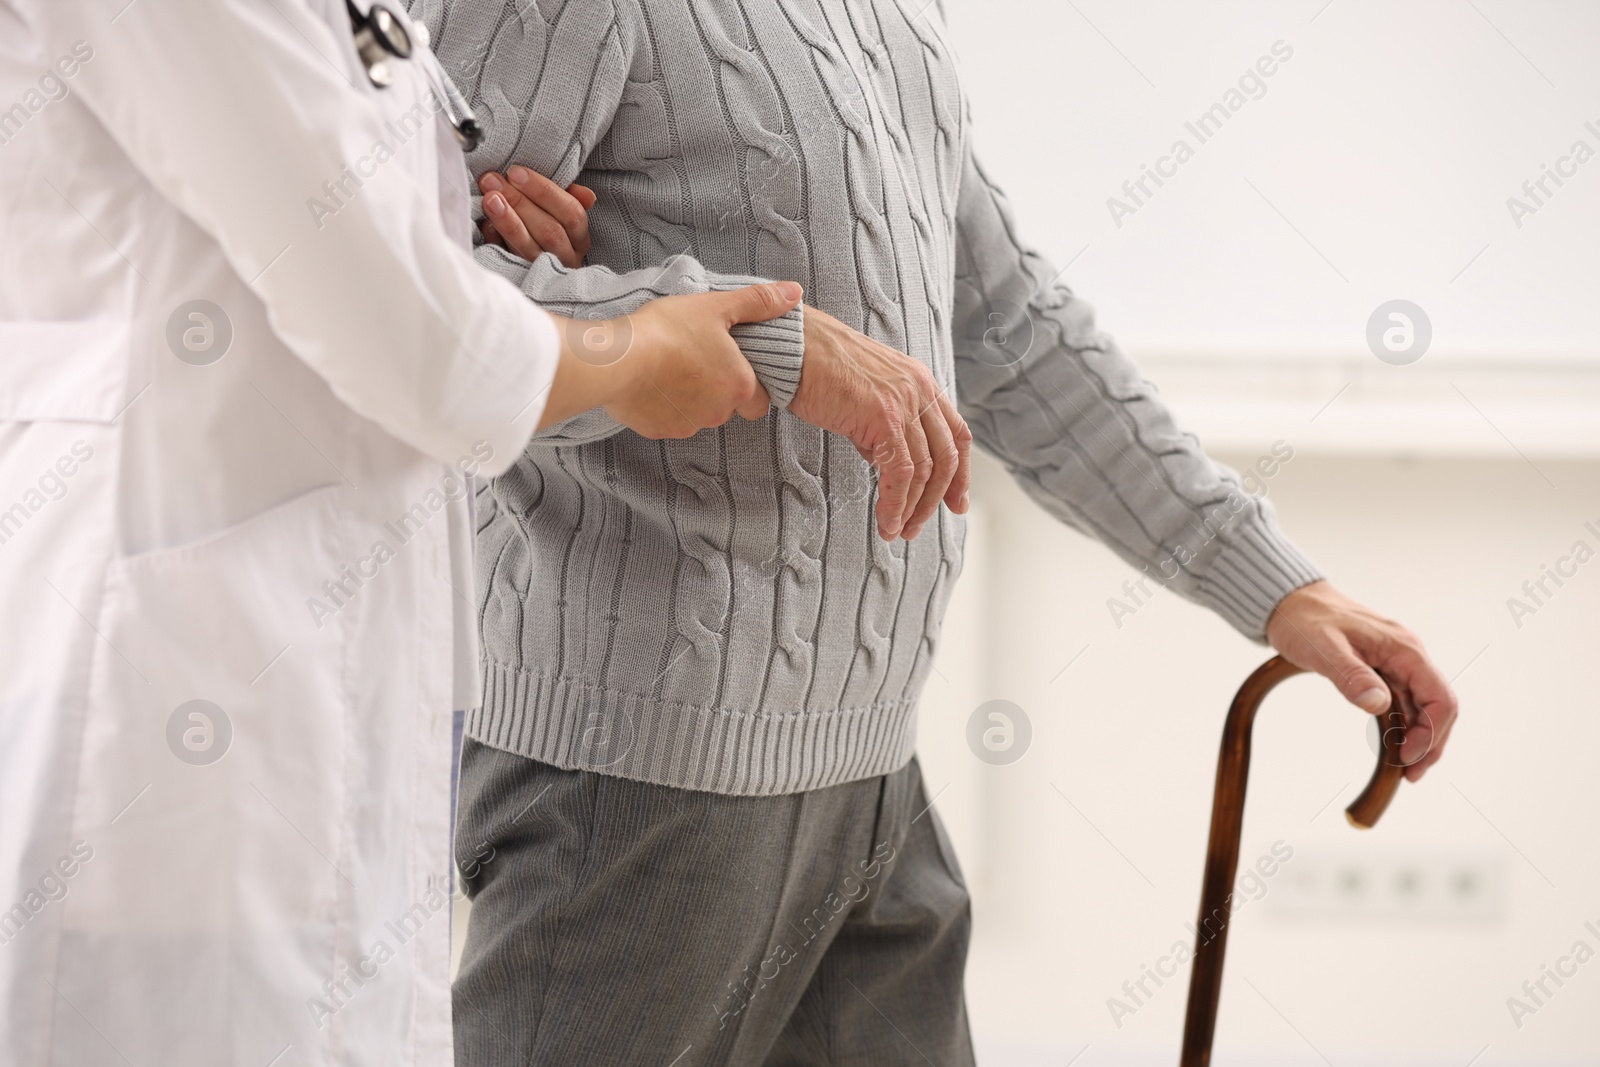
[1265, 579, 1327, 644]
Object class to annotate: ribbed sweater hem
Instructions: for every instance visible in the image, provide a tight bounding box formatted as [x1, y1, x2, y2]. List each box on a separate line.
[726, 296, 806, 409]
[468, 661, 920, 796]
[1201, 521, 1325, 641]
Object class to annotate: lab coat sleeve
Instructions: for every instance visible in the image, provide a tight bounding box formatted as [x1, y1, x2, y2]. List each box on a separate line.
[414, 0, 808, 447]
[15, 0, 560, 476]
[950, 141, 1323, 641]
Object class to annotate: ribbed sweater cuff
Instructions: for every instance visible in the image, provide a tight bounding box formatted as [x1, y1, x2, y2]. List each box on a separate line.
[1200, 522, 1324, 643]
[729, 303, 806, 409]
[467, 660, 918, 796]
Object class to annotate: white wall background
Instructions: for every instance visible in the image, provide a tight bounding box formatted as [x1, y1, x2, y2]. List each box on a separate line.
[911, 1, 1600, 1064]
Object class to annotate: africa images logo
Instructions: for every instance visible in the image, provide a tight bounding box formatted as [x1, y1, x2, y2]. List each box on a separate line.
[166, 700, 232, 766]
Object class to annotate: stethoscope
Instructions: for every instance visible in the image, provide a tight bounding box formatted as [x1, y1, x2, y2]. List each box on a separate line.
[346, 0, 483, 151]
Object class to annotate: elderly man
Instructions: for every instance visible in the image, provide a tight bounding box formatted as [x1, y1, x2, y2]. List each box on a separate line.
[412, 1, 1460, 1063]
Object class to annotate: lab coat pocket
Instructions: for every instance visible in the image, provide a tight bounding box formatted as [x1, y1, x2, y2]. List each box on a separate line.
[52, 485, 350, 1064]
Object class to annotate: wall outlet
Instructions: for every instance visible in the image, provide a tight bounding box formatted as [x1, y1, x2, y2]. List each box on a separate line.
[1265, 848, 1506, 924]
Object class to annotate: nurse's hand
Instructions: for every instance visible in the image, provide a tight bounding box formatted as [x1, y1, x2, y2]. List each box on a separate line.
[538, 282, 805, 438]
[478, 167, 595, 268]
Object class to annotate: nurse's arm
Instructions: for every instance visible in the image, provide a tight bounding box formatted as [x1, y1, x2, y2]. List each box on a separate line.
[11, 0, 787, 472]
[543, 282, 802, 438]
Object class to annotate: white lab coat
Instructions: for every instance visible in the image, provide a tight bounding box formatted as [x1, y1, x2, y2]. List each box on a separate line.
[0, 1, 559, 1064]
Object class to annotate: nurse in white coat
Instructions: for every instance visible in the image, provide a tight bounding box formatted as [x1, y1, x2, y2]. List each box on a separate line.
[0, 2, 798, 1064]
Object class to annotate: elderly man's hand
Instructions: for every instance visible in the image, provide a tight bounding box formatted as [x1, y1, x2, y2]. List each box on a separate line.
[789, 306, 972, 541]
[1265, 580, 1459, 781]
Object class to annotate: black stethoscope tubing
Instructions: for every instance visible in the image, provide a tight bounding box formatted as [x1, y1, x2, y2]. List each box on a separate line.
[347, 0, 484, 151]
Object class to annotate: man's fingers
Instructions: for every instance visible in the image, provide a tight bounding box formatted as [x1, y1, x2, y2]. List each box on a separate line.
[709, 281, 804, 325]
[933, 388, 972, 513]
[1362, 635, 1457, 729]
[1406, 713, 1455, 779]
[782, 305, 966, 540]
[903, 402, 957, 539]
[871, 426, 914, 540]
[1322, 625, 1457, 779]
[1302, 629, 1391, 715]
[1355, 634, 1459, 779]
[895, 413, 932, 539]
[1266, 583, 1458, 782]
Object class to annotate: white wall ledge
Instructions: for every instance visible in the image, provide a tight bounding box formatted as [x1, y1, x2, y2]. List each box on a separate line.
[1128, 347, 1600, 458]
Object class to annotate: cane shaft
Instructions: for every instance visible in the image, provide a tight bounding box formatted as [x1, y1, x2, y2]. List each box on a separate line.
[1178, 657, 1406, 1067]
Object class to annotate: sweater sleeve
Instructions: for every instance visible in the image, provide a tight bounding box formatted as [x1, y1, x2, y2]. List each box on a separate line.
[412, 0, 807, 445]
[950, 144, 1322, 641]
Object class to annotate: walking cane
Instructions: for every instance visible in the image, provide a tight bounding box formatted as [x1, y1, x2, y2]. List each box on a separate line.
[1178, 656, 1410, 1067]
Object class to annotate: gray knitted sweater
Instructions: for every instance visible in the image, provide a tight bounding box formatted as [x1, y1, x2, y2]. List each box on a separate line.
[416, 0, 1322, 795]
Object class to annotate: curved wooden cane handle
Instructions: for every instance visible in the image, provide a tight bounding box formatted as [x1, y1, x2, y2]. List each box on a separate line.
[1178, 656, 1408, 1067]
[1346, 678, 1411, 829]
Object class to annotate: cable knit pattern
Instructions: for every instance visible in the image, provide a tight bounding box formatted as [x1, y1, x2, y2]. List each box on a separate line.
[413, 0, 1323, 796]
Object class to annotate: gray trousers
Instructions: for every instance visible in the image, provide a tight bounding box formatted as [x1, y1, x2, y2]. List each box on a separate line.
[452, 739, 975, 1066]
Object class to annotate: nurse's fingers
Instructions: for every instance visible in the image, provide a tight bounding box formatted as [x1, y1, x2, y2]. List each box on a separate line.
[505, 166, 592, 263]
[481, 189, 574, 267]
[478, 172, 584, 267]
[735, 381, 773, 422]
